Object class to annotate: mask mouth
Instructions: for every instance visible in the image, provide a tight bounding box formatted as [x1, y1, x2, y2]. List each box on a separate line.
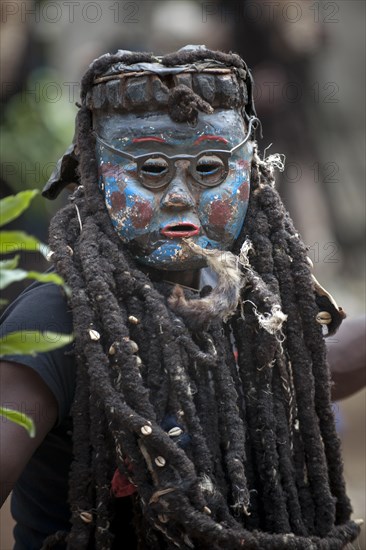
[161, 223, 200, 239]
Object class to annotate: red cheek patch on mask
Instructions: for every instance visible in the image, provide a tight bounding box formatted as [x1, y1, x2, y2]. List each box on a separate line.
[99, 162, 122, 179]
[110, 191, 126, 211]
[237, 159, 250, 170]
[238, 181, 250, 202]
[131, 198, 154, 229]
[208, 198, 233, 227]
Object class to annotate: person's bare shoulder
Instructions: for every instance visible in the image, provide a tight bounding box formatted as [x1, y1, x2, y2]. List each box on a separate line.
[0, 361, 58, 507]
[327, 315, 366, 401]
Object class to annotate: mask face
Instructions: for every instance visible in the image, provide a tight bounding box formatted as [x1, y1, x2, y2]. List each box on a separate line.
[94, 109, 253, 270]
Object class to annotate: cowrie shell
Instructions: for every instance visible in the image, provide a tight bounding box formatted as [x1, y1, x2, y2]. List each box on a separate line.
[128, 316, 139, 324]
[168, 427, 183, 437]
[316, 311, 332, 325]
[89, 329, 100, 341]
[155, 456, 166, 467]
[141, 425, 152, 436]
[80, 511, 93, 523]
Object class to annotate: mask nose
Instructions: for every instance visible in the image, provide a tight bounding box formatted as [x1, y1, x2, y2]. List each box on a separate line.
[160, 165, 195, 211]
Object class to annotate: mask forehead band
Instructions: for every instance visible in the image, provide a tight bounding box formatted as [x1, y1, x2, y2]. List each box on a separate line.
[93, 58, 245, 81]
[87, 65, 250, 116]
[91, 59, 257, 123]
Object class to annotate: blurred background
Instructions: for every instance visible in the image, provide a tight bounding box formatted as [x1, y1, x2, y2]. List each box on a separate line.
[1, 0, 365, 548]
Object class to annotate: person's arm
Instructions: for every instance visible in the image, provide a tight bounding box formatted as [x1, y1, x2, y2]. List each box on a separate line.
[327, 315, 366, 401]
[0, 361, 58, 507]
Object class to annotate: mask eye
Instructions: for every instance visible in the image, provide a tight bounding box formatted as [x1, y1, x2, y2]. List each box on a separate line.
[195, 155, 227, 186]
[140, 157, 169, 176]
[139, 157, 171, 189]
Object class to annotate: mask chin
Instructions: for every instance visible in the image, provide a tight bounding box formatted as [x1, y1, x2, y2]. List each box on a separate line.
[132, 235, 234, 271]
[134, 243, 208, 271]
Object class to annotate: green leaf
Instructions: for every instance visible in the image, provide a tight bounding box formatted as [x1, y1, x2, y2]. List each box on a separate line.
[0, 231, 45, 255]
[0, 331, 74, 356]
[63, 283, 72, 299]
[0, 267, 64, 290]
[27, 270, 64, 285]
[0, 255, 20, 270]
[0, 406, 35, 438]
[0, 190, 39, 227]
[0, 268, 27, 289]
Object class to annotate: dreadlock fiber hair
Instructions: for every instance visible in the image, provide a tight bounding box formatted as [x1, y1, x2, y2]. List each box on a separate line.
[44, 46, 360, 549]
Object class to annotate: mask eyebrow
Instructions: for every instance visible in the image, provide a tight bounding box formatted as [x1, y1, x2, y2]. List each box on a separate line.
[132, 137, 166, 144]
[194, 135, 229, 145]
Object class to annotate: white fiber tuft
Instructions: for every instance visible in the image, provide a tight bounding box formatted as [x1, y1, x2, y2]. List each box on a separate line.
[254, 305, 287, 335]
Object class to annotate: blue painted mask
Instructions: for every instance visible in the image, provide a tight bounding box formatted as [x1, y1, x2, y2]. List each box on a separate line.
[94, 109, 254, 270]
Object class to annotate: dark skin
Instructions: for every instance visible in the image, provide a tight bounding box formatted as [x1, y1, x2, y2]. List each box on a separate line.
[327, 315, 366, 401]
[1, 312, 364, 508]
[0, 361, 57, 507]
